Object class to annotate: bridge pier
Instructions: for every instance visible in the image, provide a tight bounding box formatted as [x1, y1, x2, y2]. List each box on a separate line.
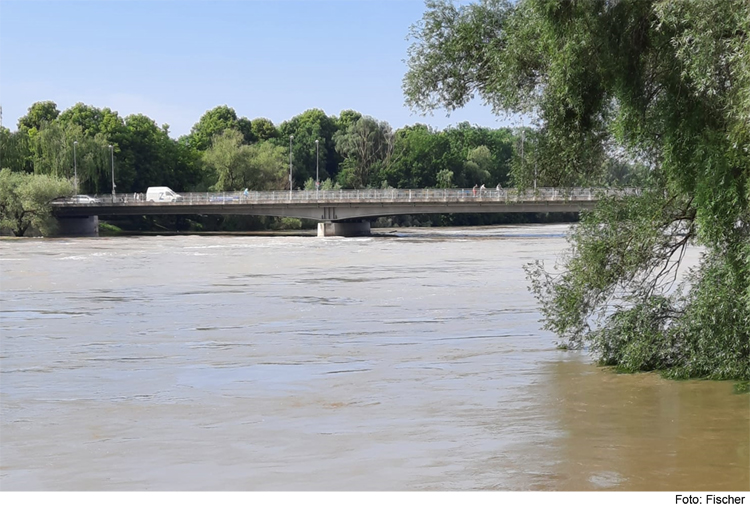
[53, 216, 99, 237]
[317, 221, 371, 237]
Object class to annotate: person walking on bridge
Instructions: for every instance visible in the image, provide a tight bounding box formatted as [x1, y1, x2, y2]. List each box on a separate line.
[473, 184, 478, 197]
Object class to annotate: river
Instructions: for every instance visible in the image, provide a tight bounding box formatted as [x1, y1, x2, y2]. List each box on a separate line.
[1, 225, 747, 491]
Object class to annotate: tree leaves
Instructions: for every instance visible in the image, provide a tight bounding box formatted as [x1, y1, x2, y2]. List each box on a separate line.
[203, 129, 287, 191]
[407, 0, 750, 379]
[0, 169, 73, 236]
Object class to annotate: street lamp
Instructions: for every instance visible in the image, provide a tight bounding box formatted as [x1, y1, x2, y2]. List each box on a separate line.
[289, 135, 294, 193]
[109, 144, 116, 198]
[315, 139, 319, 193]
[73, 141, 78, 194]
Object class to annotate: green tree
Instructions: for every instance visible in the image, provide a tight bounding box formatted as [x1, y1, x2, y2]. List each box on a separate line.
[16, 119, 110, 194]
[71, 132, 114, 195]
[0, 169, 73, 236]
[0, 127, 32, 172]
[246, 140, 289, 190]
[54, 104, 130, 193]
[251, 118, 279, 141]
[277, 109, 338, 188]
[436, 169, 455, 188]
[203, 129, 286, 191]
[118, 114, 202, 192]
[188, 106, 253, 151]
[333, 116, 394, 188]
[31, 120, 76, 178]
[464, 145, 492, 186]
[333, 110, 362, 132]
[387, 124, 446, 188]
[509, 128, 544, 190]
[58, 103, 123, 138]
[442, 123, 513, 187]
[18, 101, 60, 132]
[405, 0, 750, 380]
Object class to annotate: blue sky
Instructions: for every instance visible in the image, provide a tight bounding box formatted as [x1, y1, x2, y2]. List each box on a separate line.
[0, 0, 517, 137]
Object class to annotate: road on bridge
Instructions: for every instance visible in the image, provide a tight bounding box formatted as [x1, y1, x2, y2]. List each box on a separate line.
[52, 188, 635, 222]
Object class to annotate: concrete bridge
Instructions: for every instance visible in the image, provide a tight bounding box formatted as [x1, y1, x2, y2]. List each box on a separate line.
[51, 188, 636, 236]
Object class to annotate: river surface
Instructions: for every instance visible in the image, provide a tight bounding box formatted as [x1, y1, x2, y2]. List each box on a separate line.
[1, 225, 748, 491]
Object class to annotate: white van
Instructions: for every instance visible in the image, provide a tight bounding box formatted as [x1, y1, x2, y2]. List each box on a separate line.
[146, 187, 183, 202]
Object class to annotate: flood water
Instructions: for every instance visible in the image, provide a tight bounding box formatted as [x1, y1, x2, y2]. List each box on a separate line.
[1, 225, 748, 491]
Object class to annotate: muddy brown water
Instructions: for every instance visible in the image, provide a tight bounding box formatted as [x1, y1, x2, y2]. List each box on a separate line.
[1, 225, 747, 490]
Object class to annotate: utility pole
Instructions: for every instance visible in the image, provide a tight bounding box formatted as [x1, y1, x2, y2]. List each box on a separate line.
[73, 141, 78, 194]
[315, 139, 320, 193]
[289, 135, 294, 193]
[109, 145, 116, 197]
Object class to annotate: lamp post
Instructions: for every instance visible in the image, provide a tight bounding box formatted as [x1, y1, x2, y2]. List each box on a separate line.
[109, 145, 116, 198]
[315, 139, 319, 193]
[73, 140, 78, 194]
[289, 135, 294, 194]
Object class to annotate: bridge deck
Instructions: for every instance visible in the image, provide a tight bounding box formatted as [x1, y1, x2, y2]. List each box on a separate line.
[52, 188, 635, 221]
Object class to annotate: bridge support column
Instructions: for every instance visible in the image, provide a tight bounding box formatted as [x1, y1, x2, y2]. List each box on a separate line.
[54, 216, 99, 237]
[317, 221, 371, 237]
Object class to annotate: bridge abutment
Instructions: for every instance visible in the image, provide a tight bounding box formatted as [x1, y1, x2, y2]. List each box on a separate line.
[317, 221, 371, 237]
[53, 216, 99, 237]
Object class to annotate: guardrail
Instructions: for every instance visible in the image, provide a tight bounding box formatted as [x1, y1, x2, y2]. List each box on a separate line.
[52, 188, 642, 206]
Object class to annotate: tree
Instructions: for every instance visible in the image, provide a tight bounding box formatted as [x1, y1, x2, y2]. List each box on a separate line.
[334, 110, 362, 132]
[18, 101, 60, 132]
[436, 169, 455, 188]
[277, 109, 338, 188]
[246, 140, 289, 190]
[30, 120, 77, 178]
[189, 106, 253, 151]
[443, 124, 514, 187]
[54, 104, 130, 193]
[203, 129, 286, 191]
[57, 103, 124, 139]
[333, 116, 394, 188]
[0, 127, 32, 172]
[251, 118, 278, 141]
[464, 145, 492, 186]
[387, 124, 446, 188]
[13, 118, 111, 193]
[405, 0, 750, 380]
[0, 169, 73, 236]
[509, 128, 544, 190]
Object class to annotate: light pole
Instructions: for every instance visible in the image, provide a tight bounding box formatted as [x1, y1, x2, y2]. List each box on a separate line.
[289, 135, 294, 193]
[315, 139, 319, 193]
[73, 140, 78, 194]
[109, 144, 116, 198]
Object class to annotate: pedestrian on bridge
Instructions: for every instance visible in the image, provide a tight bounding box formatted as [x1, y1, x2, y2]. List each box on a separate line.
[473, 184, 478, 197]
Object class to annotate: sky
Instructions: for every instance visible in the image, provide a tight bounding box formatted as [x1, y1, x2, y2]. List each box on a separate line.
[0, 0, 520, 138]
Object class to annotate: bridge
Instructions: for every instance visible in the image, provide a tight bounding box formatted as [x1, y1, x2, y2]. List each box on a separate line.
[51, 187, 635, 236]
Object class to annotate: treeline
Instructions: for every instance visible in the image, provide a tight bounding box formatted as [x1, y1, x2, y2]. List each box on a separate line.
[0, 101, 642, 233]
[0, 101, 519, 193]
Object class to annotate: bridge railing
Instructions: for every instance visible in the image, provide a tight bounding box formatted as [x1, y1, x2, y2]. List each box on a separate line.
[53, 188, 642, 206]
